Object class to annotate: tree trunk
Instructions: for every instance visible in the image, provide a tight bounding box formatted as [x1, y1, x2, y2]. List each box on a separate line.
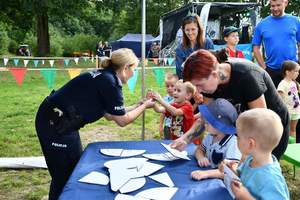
[37, 12, 50, 56]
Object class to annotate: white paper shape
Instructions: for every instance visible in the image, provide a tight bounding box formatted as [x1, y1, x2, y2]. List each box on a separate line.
[137, 162, 164, 176]
[109, 167, 140, 192]
[42, 60, 45, 65]
[143, 153, 179, 161]
[161, 143, 190, 160]
[149, 172, 174, 187]
[224, 165, 240, 199]
[121, 150, 146, 157]
[74, 57, 79, 64]
[119, 177, 146, 193]
[104, 158, 148, 169]
[115, 194, 147, 200]
[78, 171, 109, 185]
[136, 187, 178, 200]
[23, 60, 29, 67]
[4, 58, 9, 66]
[101, 149, 123, 156]
[49, 60, 54, 67]
[0, 156, 47, 169]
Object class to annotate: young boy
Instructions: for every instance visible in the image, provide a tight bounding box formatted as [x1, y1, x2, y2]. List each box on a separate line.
[223, 26, 244, 58]
[159, 73, 178, 139]
[229, 108, 289, 200]
[152, 80, 195, 142]
[191, 98, 241, 180]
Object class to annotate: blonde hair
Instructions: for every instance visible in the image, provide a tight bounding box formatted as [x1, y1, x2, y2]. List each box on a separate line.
[165, 72, 178, 82]
[176, 80, 196, 95]
[236, 108, 283, 151]
[99, 48, 139, 71]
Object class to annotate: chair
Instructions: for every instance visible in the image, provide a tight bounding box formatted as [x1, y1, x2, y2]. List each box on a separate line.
[282, 143, 300, 178]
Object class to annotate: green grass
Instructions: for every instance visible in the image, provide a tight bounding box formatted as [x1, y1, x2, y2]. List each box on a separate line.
[0, 64, 299, 200]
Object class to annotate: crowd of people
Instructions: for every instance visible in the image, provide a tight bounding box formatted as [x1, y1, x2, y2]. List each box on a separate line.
[36, 0, 299, 199]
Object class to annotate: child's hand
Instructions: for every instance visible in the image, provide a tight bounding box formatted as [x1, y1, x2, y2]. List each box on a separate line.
[197, 157, 210, 167]
[193, 91, 203, 104]
[152, 92, 163, 102]
[191, 170, 209, 180]
[231, 180, 253, 199]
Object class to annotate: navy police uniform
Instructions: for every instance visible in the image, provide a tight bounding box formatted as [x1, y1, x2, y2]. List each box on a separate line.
[35, 68, 125, 200]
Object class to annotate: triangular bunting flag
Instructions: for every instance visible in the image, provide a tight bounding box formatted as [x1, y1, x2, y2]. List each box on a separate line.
[67, 69, 81, 79]
[13, 59, 19, 66]
[83, 57, 88, 62]
[74, 57, 79, 65]
[3, 58, 9, 66]
[49, 60, 54, 67]
[9, 68, 27, 86]
[153, 68, 165, 88]
[41, 69, 56, 89]
[163, 58, 168, 65]
[144, 59, 148, 66]
[127, 69, 138, 93]
[167, 58, 174, 66]
[64, 59, 70, 66]
[33, 60, 39, 67]
[91, 55, 94, 63]
[42, 60, 45, 65]
[153, 58, 158, 65]
[23, 60, 29, 67]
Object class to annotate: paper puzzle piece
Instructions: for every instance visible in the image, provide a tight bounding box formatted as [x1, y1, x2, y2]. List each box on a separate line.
[120, 150, 146, 157]
[161, 143, 190, 160]
[115, 194, 148, 200]
[137, 162, 164, 176]
[104, 158, 148, 169]
[136, 187, 178, 200]
[78, 171, 109, 185]
[109, 167, 140, 192]
[143, 152, 180, 161]
[149, 172, 174, 187]
[119, 177, 146, 193]
[224, 165, 241, 199]
[101, 149, 123, 156]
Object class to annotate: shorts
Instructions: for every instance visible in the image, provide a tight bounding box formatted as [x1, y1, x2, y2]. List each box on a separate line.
[290, 113, 300, 120]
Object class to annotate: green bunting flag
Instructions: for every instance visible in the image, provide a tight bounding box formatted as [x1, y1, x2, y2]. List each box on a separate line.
[41, 69, 56, 89]
[127, 69, 138, 93]
[153, 68, 165, 88]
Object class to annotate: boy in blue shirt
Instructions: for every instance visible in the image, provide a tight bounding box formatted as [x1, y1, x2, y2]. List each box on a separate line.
[227, 108, 289, 200]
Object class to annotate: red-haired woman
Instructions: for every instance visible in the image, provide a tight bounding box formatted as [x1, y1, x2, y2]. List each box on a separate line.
[175, 15, 214, 79]
[171, 49, 289, 160]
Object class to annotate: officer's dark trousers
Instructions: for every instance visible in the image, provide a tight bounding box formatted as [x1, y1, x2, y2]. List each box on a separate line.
[35, 99, 82, 200]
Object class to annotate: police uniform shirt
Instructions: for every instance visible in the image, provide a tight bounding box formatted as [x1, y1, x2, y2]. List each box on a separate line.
[202, 134, 241, 168]
[48, 68, 125, 125]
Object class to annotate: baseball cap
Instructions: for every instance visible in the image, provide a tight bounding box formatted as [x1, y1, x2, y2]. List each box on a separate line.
[199, 98, 238, 135]
[223, 26, 240, 37]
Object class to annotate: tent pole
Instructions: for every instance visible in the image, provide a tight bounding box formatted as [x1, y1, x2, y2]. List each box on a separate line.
[141, 0, 146, 140]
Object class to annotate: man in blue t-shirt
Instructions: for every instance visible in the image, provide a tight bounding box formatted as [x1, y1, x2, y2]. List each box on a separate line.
[252, 0, 300, 87]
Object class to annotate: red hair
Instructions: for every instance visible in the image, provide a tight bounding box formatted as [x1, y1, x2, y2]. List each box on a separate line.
[183, 49, 217, 81]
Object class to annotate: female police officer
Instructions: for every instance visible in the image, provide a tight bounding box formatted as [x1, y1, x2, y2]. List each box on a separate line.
[35, 48, 155, 200]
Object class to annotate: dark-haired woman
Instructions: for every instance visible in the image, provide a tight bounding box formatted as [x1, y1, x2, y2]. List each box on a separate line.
[171, 49, 289, 160]
[175, 15, 214, 79]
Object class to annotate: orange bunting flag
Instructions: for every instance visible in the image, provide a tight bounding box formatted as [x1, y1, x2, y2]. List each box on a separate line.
[67, 69, 82, 79]
[9, 68, 27, 86]
[153, 58, 158, 65]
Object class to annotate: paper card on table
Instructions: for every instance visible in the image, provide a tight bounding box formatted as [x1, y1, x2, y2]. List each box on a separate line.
[78, 171, 109, 185]
[223, 165, 240, 199]
[115, 194, 148, 200]
[121, 150, 146, 157]
[101, 149, 123, 157]
[161, 143, 190, 160]
[109, 167, 141, 192]
[104, 158, 148, 169]
[119, 177, 146, 193]
[136, 187, 178, 200]
[142, 153, 179, 161]
[149, 172, 174, 187]
[137, 162, 164, 176]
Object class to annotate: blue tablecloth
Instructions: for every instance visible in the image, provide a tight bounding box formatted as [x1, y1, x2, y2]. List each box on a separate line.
[59, 140, 233, 200]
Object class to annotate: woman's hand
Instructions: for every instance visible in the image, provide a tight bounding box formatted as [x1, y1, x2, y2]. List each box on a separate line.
[143, 98, 155, 108]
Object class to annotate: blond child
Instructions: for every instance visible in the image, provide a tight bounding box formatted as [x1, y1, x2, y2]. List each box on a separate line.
[191, 98, 241, 180]
[227, 108, 289, 200]
[277, 60, 300, 141]
[223, 26, 244, 58]
[152, 80, 196, 142]
[159, 73, 178, 139]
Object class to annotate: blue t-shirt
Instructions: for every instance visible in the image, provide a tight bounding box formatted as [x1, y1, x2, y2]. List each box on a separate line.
[48, 68, 125, 125]
[252, 14, 300, 70]
[175, 37, 214, 79]
[238, 155, 290, 200]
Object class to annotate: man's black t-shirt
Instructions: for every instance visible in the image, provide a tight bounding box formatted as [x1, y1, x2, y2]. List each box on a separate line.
[203, 61, 288, 121]
[48, 68, 125, 125]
